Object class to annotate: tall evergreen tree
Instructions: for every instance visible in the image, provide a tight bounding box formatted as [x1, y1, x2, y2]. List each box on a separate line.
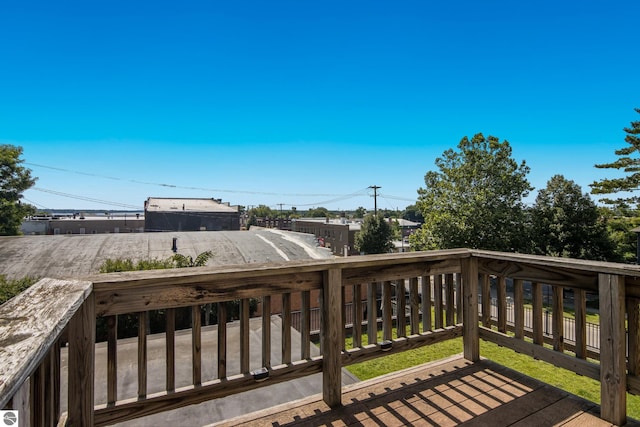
[591, 108, 640, 207]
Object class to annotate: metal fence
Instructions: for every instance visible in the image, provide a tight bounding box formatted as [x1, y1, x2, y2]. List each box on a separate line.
[290, 297, 601, 352]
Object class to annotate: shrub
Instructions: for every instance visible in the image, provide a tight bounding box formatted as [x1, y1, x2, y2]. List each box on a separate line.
[0, 275, 39, 305]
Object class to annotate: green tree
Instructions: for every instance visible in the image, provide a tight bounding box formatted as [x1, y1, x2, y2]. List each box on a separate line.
[0, 144, 37, 235]
[410, 133, 532, 251]
[402, 204, 423, 223]
[602, 209, 640, 263]
[529, 175, 616, 261]
[591, 108, 640, 207]
[354, 206, 367, 218]
[306, 207, 330, 218]
[250, 205, 275, 218]
[354, 214, 394, 254]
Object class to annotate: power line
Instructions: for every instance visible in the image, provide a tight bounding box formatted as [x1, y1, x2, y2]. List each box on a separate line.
[293, 188, 371, 207]
[32, 187, 141, 209]
[26, 163, 417, 209]
[25, 162, 352, 198]
[379, 193, 416, 203]
[22, 197, 50, 210]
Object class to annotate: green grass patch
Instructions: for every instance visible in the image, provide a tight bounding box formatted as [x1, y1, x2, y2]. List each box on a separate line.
[346, 336, 463, 380]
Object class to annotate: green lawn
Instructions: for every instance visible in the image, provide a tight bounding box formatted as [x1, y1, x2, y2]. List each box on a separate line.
[345, 334, 640, 420]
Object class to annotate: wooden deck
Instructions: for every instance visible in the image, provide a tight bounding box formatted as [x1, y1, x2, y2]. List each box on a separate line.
[212, 356, 639, 427]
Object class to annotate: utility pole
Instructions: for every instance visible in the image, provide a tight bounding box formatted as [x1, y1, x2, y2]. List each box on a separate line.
[369, 185, 381, 215]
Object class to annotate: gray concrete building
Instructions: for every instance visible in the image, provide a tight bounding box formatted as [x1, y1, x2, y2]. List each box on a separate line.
[144, 197, 240, 232]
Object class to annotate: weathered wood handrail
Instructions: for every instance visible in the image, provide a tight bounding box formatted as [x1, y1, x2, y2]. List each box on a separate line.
[3, 248, 640, 426]
[0, 278, 93, 425]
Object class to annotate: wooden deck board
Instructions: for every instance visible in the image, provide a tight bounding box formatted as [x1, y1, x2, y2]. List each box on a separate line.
[210, 356, 640, 427]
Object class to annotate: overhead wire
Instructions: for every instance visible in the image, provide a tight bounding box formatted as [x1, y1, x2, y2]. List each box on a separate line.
[32, 187, 141, 210]
[25, 162, 415, 210]
[291, 187, 372, 207]
[25, 162, 352, 198]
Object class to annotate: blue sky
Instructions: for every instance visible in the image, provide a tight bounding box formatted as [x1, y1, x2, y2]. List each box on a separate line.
[2, 1, 639, 212]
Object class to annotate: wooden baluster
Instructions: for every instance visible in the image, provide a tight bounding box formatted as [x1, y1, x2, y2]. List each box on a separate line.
[341, 287, 347, 351]
[396, 279, 406, 338]
[217, 302, 227, 379]
[382, 281, 393, 341]
[552, 286, 564, 352]
[513, 279, 524, 339]
[321, 267, 342, 408]
[497, 276, 507, 333]
[352, 284, 362, 348]
[367, 283, 377, 345]
[461, 256, 479, 362]
[165, 308, 175, 392]
[240, 299, 250, 373]
[67, 292, 95, 426]
[51, 341, 61, 424]
[599, 273, 626, 425]
[445, 274, 455, 327]
[282, 293, 292, 364]
[627, 297, 640, 376]
[107, 315, 117, 405]
[532, 282, 543, 345]
[302, 291, 311, 359]
[574, 289, 587, 360]
[192, 305, 202, 386]
[43, 348, 52, 426]
[421, 275, 432, 332]
[262, 296, 271, 368]
[481, 274, 491, 327]
[13, 378, 29, 427]
[409, 277, 419, 335]
[456, 273, 462, 323]
[138, 311, 147, 399]
[32, 354, 45, 426]
[434, 275, 443, 329]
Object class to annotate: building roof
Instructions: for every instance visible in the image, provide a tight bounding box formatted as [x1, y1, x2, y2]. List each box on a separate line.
[0, 229, 332, 280]
[145, 197, 238, 213]
[394, 218, 421, 227]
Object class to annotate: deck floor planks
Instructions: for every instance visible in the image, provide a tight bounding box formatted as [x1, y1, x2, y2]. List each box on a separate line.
[211, 356, 640, 427]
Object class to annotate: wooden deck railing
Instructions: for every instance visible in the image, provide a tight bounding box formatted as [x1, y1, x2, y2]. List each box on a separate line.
[2, 248, 640, 426]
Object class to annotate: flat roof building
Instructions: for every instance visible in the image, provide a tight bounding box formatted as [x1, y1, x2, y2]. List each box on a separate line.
[144, 197, 241, 232]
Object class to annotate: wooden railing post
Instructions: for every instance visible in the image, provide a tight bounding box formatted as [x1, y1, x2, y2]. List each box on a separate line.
[599, 273, 626, 425]
[321, 267, 342, 408]
[461, 256, 479, 362]
[67, 292, 95, 426]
